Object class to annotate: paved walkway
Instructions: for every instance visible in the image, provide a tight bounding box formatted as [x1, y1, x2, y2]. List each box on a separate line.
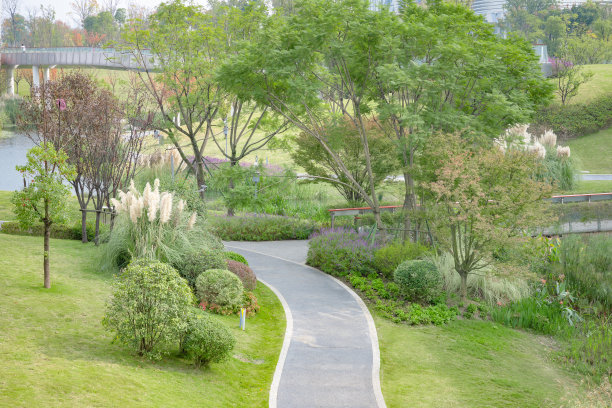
[224, 240, 385, 408]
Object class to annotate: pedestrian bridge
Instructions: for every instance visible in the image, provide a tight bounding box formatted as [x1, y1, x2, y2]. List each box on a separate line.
[1, 47, 155, 95]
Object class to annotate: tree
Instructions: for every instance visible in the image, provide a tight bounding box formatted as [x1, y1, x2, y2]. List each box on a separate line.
[2, 0, 20, 46]
[291, 117, 399, 203]
[420, 132, 551, 301]
[553, 60, 593, 104]
[21, 72, 147, 243]
[220, 0, 395, 227]
[373, 1, 552, 240]
[71, 0, 99, 28]
[12, 143, 75, 289]
[120, 0, 227, 200]
[121, 0, 287, 206]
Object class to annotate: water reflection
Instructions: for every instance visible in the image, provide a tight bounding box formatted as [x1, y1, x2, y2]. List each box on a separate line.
[0, 132, 35, 191]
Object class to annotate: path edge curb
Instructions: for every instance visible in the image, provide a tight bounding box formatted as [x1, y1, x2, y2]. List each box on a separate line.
[226, 250, 293, 408]
[226, 244, 387, 408]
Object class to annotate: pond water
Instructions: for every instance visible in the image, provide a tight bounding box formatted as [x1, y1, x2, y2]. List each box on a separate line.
[0, 131, 35, 191]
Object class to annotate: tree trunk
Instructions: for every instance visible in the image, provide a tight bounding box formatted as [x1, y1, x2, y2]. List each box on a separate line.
[43, 221, 51, 289]
[195, 163, 206, 200]
[402, 171, 416, 242]
[459, 271, 468, 303]
[81, 210, 88, 243]
[94, 211, 101, 246]
[227, 160, 236, 217]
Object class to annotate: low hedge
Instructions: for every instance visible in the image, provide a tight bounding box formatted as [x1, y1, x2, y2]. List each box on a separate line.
[210, 215, 316, 241]
[531, 95, 612, 140]
[0, 221, 102, 241]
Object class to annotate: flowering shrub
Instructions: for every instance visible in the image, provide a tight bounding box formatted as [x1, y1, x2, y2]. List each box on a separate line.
[307, 227, 381, 277]
[497, 125, 576, 190]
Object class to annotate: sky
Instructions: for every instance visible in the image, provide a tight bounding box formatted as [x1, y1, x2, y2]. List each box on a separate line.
[13, 0, 209, 28]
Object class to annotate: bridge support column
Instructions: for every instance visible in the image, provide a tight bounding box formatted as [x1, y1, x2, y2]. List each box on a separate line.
[43, 67, 50, 82]
[6, 65, 18, 96]
[32, 65, 40, 88]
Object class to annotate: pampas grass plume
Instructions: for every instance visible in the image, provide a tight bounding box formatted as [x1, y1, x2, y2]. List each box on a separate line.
[159, 192, 173, 224]
[187, 212, 197, 230]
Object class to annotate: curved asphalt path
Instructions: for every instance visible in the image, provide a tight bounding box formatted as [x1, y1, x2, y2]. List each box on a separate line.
[224, 240, 386, 408]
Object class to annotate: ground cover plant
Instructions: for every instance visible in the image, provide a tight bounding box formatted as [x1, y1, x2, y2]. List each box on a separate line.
[491, 235, 612, 381]
[0, 233, 285, 407]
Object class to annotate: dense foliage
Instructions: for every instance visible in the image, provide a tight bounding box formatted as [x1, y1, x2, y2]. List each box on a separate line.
[225, 251, 249, 266]
[532, 95, 612, 140]
[102, 259, 194, 358]
[307, 228, 379, 277]
[209, 215, 316, 241]
[182, 309, 236, 368]
[196, 269, 244, 313]
[374, 241, 430, 280]
[173, 249, 228, 288]
[103, 180, 222, 269]
[227, 260, 257, 291]
[394, 260, 443, 304]
[0, 220, 101, 241]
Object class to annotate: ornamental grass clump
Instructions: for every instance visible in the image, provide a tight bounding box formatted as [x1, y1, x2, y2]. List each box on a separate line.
[307, 227, 381, 277]
[104, 179, 213, 268]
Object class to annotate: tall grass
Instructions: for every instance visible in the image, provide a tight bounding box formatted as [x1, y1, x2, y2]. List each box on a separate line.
[433, 252, 532, 305]
[102, 180, 222, 270]
[559, 235, 612, 308]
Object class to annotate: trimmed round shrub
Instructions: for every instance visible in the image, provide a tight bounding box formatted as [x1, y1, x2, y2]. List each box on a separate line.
[173, 249, 227, 287]
[394, 260, 442, 303]
[102, 259, 194, 358]
[225, 251, 249, 266]
[183, 310, 236, 367]
[196, 269, 244, 312]
[227, 259, 257, 291]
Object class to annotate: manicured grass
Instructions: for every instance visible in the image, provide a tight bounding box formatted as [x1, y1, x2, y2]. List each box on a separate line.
[0, 190, 13, 221]
[0, 190, 88, 223]
[566, 180, 612, 194]
[376, 314, 582, 408]
[568, 127, 612, 174]
[562, 64, 612, 105]
[0, 234, 285, 407]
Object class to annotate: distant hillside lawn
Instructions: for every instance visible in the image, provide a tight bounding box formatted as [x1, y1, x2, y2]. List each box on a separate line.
[561, 64, 612, 105]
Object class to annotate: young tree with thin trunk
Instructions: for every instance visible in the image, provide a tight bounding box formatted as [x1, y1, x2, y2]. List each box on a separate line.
[12, 143, 75, 289]
[420, 132, 551, 302]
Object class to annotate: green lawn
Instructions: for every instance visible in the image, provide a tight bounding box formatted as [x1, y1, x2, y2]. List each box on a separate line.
[0, 234, 285, 407]
[0, 190, 87, 223]
[568, 127, 612, 174]
[376, 315, 583, 408]
[560, 64, 612, 105]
